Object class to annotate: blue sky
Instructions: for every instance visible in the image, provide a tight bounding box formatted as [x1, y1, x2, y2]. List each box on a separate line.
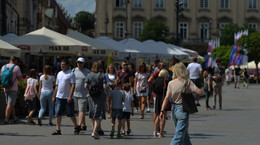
[56, 0, 95, 17]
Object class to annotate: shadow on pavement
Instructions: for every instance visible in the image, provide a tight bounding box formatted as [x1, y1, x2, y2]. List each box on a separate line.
[190, 133, 224, 139]
[0, 133, 46, 137]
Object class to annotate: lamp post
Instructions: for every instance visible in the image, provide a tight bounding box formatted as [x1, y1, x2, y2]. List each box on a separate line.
[125, 0, 130, 38]
[105, 12, 109, 36]
[175, 0, 183, 46]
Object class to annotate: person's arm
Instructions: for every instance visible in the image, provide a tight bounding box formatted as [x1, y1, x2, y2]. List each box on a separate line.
[148, 75, 154, 87]
[34, 85, 38, 98]
[134, 76, 137, 95]
[52, 85, 58, 105]
[159, 91, 170, 119]
[67, 83, 75, 103]
[207, 78, 211, 92]
[131, 100, 134, 116]
[195, 88, 202, 101]
[38, 80, 42, 98]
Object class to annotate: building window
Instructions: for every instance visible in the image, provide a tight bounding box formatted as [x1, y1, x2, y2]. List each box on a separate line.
[133, 22, 143, 38]
[179, 22, 189, 39]
[155, 0, 164, 8]
[134, 0, 143, 8]
[220, 0, 229, 9]
[248, 23, 258, 30]
[219, 23, 229, 36]
[249, 0, 257, 9]
[115, 21, 125, 38]
[116, 0, 125, 8]
[199, 23, 209, 39]
[180, 0, 188, 8]
[200, 0, 208, 8]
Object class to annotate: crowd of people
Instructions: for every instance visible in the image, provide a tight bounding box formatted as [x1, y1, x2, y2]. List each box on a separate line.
[0, 55, 249, 144]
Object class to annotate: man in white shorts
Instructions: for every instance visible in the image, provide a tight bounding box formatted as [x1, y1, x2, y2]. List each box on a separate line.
[225, 66, 232, 87]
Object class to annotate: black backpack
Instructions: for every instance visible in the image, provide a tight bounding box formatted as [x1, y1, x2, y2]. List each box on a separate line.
[88, 73, 102, 98]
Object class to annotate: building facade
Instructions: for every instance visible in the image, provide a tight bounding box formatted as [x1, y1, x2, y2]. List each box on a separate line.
[95, 0, 260, 54]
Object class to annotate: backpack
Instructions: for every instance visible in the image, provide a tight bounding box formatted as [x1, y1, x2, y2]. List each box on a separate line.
[1, 64, 16, 89]
[88, 73, 102, 98]
[24, 79, 36, 101]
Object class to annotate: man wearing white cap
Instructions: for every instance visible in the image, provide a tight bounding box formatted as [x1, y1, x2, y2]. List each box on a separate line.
[73, 57, 90, 130]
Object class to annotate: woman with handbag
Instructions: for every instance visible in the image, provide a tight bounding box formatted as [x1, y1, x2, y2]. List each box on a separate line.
[134, 62, 150, 119]
[160, 62, 202, 145]
[152, 69, 170, 137]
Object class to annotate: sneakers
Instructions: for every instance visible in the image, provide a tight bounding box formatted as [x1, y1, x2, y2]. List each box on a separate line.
[97, 130, 104, 135]
[212, 105, 216, 110]
[110, 129, 115, 137]
[117, 134, 122, 139]
[219, 106, 222, 110]
[127, 129, 131, 135]
[81, 126, 87, 131]
[74, 126, 81, 135]
[48, 122, 54, 126]
[91, 133, 100, 139]
[146, 108, 151, 113]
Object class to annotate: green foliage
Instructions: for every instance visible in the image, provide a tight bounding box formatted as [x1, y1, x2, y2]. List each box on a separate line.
[220, 24, 256, 46]
[211, 45, 233, 67]
[18, 80, 27, 95]
[74, 11, 95, 36]
[139, 19, 169, 42]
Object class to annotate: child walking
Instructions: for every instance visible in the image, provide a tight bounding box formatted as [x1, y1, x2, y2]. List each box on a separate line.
[24, 69, 39, 124]
[203, 69, 212, 110]
[109, 79, 125, 139]
[121, 83, 134, 136]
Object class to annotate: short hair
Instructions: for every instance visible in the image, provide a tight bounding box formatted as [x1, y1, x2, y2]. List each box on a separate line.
[173, 62, 189, 80]
[91, 61, 104, 73]
[193, 57, 198, 62]
[137, 62, 147, 73]
[114, 79, 122, 88]
[61, 59, 69, 65]
[216, 58, 221, 63]
[29, 69, 37, 78]
[158, 69, 169, 78]
[122, 83, 130, 91]
[10, 56, 17, 62]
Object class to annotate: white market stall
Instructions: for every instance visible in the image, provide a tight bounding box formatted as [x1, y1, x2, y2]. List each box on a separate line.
[67, 31, 114, 56]
[95, 36, 139, 58]
[0, 39, 21, 57]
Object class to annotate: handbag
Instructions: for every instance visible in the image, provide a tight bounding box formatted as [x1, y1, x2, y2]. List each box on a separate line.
[138, 86, 147, 93]
[181, 80, 198, 114]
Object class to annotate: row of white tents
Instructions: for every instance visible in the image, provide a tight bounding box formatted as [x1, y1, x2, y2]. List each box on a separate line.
[0, 27, 200, 62]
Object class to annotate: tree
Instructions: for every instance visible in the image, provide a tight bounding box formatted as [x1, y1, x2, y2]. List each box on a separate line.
[139, 19, 169, 42]
[220, 24, 256, 46]
[74, 11, 95, 36]
[211, 45, 233, 67]
[236, 32, 260, 81]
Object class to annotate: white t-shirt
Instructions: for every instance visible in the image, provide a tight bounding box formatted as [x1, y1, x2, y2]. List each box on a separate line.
[56, 70, 76, 99]
[40, 75, 55, 92]
[123, 92, 134, 112]
[187, 62, 202, 79]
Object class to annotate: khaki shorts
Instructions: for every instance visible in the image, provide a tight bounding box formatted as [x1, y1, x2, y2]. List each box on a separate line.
[4, 90, 18, 105]
[74, 97, 87, 112]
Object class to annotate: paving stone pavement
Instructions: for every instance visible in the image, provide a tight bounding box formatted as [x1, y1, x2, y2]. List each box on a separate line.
[0, 84, 260, 145]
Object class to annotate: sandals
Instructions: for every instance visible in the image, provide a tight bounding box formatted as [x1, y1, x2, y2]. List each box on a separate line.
[52, 130, 61, 135]
[139, 115, 144, 119]
[74, 126, 81, 135]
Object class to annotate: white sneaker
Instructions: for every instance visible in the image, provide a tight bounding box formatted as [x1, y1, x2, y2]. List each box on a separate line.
[146, 108, 151, 113]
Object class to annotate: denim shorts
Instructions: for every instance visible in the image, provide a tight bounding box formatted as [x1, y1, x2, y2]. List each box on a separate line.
[55, 98, 75, 117]
[111, 109, 123, 120]
[4, 90, 17, 105]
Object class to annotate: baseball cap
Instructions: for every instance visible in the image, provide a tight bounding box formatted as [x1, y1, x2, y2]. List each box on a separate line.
[76, 57, 85, 63]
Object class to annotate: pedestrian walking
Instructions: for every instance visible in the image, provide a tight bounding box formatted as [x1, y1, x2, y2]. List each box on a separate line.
[121, 83, 134, 136]
[242, 68, 249, 88]
[116, 61, 133, 88]
[73, 57, 90, 131]
[134, 62, 150, 119]
[153, 69, 169, 138]
[24, 69, 39, 125]
[51, 59, 80, 135]
[234, 64, 241, 89]
[38, 65, 55, 126]
[85, 61, 109, 139]
[212, 58, 225, 110]
[160, 62, 202, 145]
[1, 56, 23, 124]
[109, 79, 125, 139]
[203, 69, 213, 110]
[187, 57, 202, 106]
[225, 66, 232, 87]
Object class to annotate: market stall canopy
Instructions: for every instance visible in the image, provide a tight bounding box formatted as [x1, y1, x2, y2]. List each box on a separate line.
[142, 40, 189, 60]
[95, 36, 139, 58]
[0, 39, 21, 57]
[119, 38, 157, 58]
[169, 44, 198, 57]
[9, 27, 92, 55]
[67, 31, 114, 56]
[1, 33, 18, 42]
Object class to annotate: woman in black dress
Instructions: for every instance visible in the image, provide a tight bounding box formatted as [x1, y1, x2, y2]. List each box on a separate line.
[152, 69, 170, 137]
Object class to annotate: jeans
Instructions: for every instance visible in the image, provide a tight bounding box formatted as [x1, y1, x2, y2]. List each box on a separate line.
[38, 91, 54, 123]
[170, 104, 192, 145]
